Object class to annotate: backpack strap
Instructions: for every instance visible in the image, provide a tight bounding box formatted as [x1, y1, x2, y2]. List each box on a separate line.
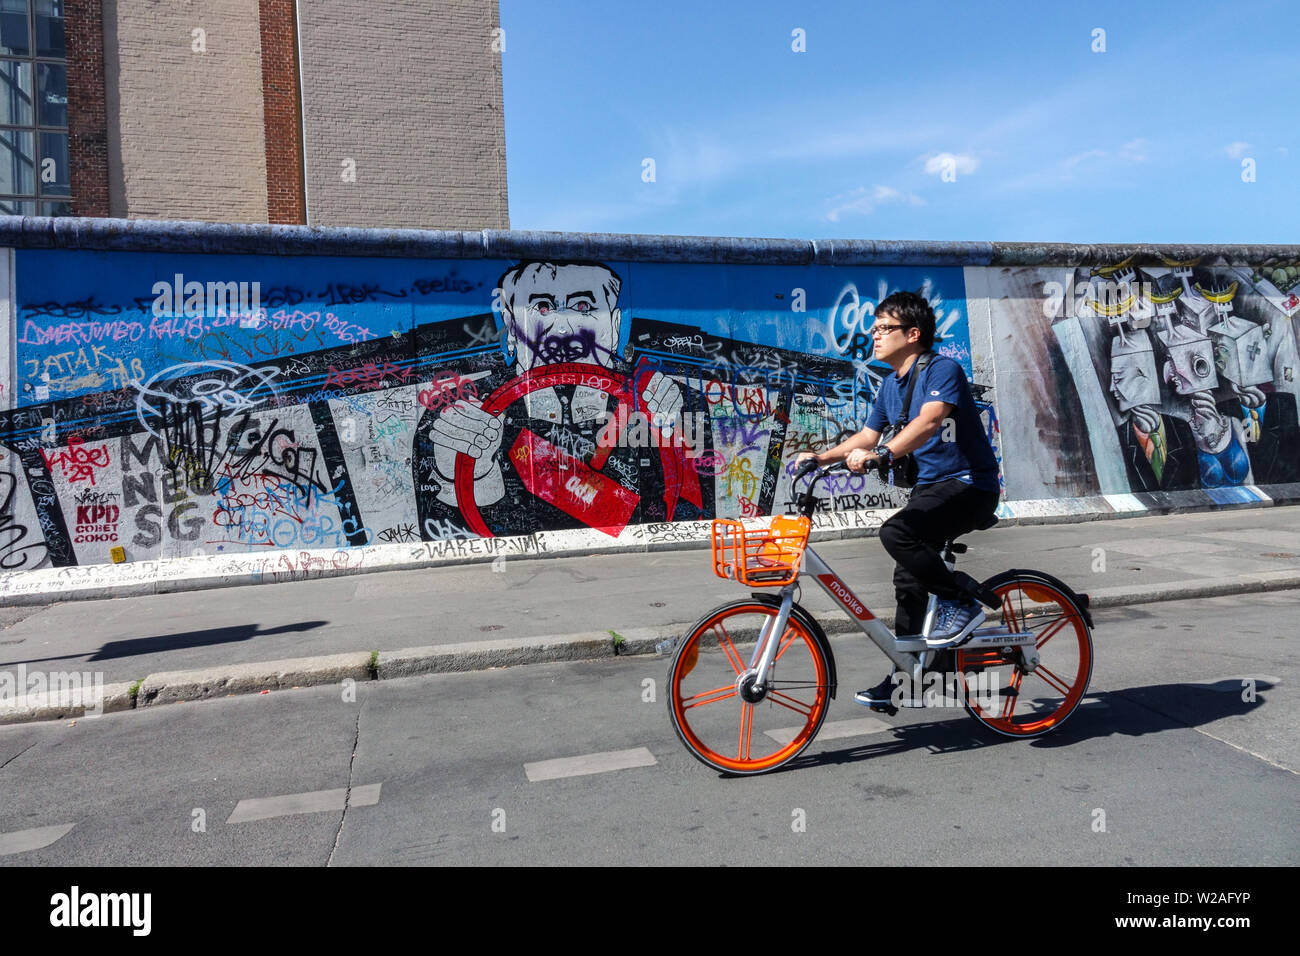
[893, 350, 935, 429]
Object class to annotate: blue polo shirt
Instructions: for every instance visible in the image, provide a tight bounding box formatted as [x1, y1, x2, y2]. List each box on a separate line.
[866, 353, 1000, 492]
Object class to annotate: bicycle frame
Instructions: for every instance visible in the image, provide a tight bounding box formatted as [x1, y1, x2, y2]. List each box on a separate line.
[746, 547, 1038, 699]
[745, 464, 1038, 699]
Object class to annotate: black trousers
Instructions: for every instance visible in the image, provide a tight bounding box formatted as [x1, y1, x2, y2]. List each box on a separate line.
[878, 479, 1001, 636]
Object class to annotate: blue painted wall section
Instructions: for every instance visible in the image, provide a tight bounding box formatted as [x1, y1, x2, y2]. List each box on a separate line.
[0, 242, 971, 569]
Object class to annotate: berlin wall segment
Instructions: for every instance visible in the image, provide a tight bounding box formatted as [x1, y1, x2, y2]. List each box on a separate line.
[0, 226, 1297, 580]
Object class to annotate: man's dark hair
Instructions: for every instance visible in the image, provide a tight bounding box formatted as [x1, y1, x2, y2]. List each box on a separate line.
[875, 290, 936, 350]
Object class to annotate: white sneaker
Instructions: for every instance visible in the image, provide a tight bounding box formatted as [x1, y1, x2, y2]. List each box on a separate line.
[928, 598, 985, 645]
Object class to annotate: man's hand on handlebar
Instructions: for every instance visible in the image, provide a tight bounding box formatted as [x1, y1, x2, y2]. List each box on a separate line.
[845, 448, 880, 474]
[794, 453, 859, 488]
[796, 450, 881, 475]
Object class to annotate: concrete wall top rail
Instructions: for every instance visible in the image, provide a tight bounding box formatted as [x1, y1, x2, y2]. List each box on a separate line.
[0, 216, 1296, 267]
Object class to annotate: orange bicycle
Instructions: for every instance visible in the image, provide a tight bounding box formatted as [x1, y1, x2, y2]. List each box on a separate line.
[665, 461, 1095, 775]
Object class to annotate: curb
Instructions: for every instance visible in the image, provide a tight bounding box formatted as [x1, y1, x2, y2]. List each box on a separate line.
[4, 571, 1299, 727]
[0, 681, 135, 725]
[1084, 570, 1300, 607]
[134, 652, 374, 708]
[377, 628, 667, 679]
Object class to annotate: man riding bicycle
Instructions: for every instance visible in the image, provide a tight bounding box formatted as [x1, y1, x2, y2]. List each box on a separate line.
[796, 291, 1001, 712]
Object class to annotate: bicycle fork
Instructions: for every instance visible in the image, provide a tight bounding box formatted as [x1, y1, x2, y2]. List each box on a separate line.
[743, 584, 796, 700]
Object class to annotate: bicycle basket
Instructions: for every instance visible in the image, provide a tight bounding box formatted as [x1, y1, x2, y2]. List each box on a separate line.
[711, 515, 811, 587]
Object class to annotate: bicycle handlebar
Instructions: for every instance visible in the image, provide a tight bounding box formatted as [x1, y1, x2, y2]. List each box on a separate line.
[793, 458, 822, 483]
[793, 459, 855, 518]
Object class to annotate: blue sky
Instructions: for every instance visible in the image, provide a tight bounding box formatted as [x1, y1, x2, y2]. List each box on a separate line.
[499, 0, 1297, 244]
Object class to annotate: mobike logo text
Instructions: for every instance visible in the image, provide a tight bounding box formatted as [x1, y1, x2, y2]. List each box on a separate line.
[817, 574, 873, 620]
[74, 504, 120, 543]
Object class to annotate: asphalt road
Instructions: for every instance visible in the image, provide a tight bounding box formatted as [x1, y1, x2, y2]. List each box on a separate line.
[0, 593, 1295, 866]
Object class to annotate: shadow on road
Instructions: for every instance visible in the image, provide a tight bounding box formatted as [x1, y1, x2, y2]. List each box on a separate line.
[0, 620, 330, 667]
[735, 679, 1279, 776]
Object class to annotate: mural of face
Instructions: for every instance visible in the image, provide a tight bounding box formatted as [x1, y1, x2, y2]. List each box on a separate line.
[1162, 327, 1219, 395]
[1109, 332, 1160, 411]
[499, 262, 623, 372]
[1209, 316, 1272, 388]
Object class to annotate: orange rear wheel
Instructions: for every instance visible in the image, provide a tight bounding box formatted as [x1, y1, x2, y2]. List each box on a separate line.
[668, 602, 831, 774]
[957, 574, 1092, 737]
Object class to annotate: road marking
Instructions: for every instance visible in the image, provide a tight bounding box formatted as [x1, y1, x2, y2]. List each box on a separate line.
[0, 822, 76, 856]
[765, 716, 890, 745]
[226, 783, 382, 824]
[525, 747, 657, 782]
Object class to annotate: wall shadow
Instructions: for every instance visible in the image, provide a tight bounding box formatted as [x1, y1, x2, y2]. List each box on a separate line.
[0, 620, 329, 667]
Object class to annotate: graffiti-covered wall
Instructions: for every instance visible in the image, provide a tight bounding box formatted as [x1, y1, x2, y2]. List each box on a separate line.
[0, 236, 994, 572]
[1, 220, 1296, 578]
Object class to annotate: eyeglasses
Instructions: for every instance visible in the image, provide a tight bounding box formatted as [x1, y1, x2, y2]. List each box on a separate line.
[872, 324, 911, 336]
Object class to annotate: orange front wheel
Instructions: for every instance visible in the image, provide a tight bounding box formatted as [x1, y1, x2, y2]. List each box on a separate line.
[667, 601, 831, 774]
[957, 572, 1093, 737]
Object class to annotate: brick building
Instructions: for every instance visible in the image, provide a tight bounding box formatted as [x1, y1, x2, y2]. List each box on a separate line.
[5, 0, 507, 228]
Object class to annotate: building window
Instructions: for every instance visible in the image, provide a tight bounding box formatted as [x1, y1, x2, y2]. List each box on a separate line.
[0, 0, 66, 216]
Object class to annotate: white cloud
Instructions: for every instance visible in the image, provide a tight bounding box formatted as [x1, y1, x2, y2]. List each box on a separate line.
[922, 152, 979, 177]
[1062, 148, 1107, 170]
[638, 113, 953, 193]
[1120, 138, 1148, 162]
[658, 133, 745, 187]
[1059, 139, 1147, 176]
[824, 184, 924, 221]
[1224, 141, 1252, 158]
[769, 123, 951, 163]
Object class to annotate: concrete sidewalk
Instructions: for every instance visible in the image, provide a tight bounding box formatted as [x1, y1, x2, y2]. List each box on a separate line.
[3, 506, 1300, 723]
